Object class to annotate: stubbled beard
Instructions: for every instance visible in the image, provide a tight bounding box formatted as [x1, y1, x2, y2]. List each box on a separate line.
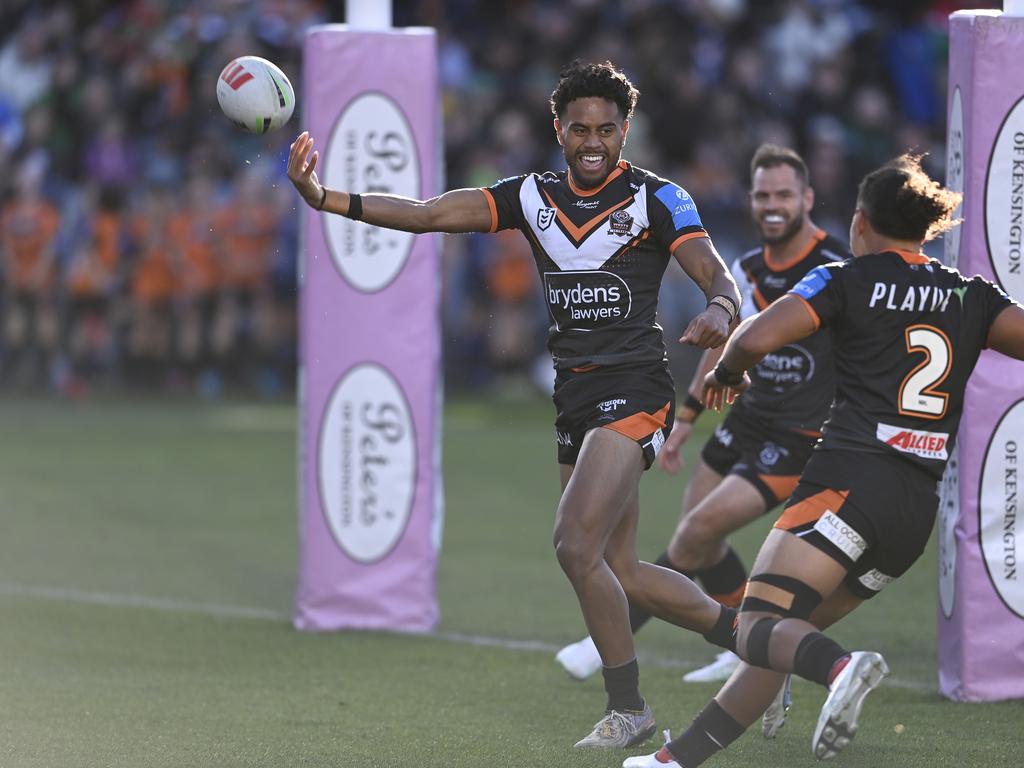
[758, 212, 804, 245]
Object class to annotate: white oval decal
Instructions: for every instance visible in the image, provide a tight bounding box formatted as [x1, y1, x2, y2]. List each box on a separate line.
[318, 363, 416, 563]
[978, 399, 1024, 618]
[937, 443, 959, 619]
[945, 85, 964, 270]
[323, 92, 420, 292]
[984, 94, 1024, 302]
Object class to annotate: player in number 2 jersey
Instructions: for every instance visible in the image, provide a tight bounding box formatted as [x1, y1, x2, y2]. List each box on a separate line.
[624, 155, 1024, 768]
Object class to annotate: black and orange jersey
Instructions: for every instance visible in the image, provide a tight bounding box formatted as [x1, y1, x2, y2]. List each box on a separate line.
[731, 229, 848, 432]
[481, 161, 708, 369]
[790, 249, 1017, 478]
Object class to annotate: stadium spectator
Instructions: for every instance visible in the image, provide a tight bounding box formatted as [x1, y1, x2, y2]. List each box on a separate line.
[625, 155, 1024, 767]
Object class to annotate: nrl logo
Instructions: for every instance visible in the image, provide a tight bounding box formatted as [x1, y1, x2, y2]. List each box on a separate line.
[608, 209, 633, 236]
[537, 207, 556, 231]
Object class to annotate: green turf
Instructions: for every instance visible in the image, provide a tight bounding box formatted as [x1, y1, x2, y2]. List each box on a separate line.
[0, 397, 1019, 767]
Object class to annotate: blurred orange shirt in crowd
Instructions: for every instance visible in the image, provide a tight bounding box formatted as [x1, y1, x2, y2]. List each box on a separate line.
[130, 215, 177, 304]
[169, 210, 220, 298]
[216, 203, 279, 292]
[67, 211, 123, 298]
[1, 199, 60, 293]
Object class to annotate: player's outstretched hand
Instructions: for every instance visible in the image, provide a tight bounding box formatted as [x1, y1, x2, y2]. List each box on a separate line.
[701, 369, 750, 412]
[679, 307, 730, 349]
[657, 418, 693, 474]
[288, 131, 325, 209]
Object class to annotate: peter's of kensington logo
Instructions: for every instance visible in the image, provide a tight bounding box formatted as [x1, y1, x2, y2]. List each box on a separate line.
[318, 364, 416, 563]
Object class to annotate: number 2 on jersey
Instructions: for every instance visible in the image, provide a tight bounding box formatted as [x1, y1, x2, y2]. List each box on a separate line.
[899, 325, 951, 419]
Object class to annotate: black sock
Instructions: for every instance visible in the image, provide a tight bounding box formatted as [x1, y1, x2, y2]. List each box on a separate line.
[666, 699, 745, 767]
[694, 547, 747, 608]
[629, 552, 695, 633]
[602, 658, 645, 712]
[793, 632, 849, 687]
[702, 604, 738, 652]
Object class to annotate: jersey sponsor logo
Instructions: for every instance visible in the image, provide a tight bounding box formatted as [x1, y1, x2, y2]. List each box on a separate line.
[573, 199, 600, 209]
[790, 264, 833, 300]
[978, 399, 1024, 618]
[858, 568, 895, 592]
[537, 207, 556, 231]
[876, 422, 950, 460]
[714, 424, 733, 447]
[607, 209, 634, 236]
[323, 93, 419, 292]
[760, 274, 788, 290]
[868, 282, 953, 312]
[318, 363, 416, 564]
[754, 344, 815, 393]
[814, 510, 867, 561]
[597, 397, 627, 413]
[654, 183, 702, 230]
[544, 270, 632, 331]
[984, 92, 1024, 303]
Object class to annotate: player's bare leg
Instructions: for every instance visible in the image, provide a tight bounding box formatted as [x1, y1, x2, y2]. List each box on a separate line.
[554, 428, 657, 748]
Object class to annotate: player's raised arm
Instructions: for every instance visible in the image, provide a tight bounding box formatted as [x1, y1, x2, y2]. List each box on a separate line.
[287, 131, 493, 234]
[672, 236, 741, 349]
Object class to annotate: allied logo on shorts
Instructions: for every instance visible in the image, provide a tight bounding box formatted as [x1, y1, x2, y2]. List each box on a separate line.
[597, 397, 627, 413]
[318, 363, 416, 563]
[607, 209, 634, 236]
[876, 422, 949, 460]
[323, 93, 420, 292]
[537, 207, 556, 231]
[978, 398, 1024, 618]
[544, 270, 632, 331]
[814, 510, 867, 561]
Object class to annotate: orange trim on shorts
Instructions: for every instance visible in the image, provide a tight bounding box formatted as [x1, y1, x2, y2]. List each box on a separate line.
[758, 474, 801, 504]
[668, 230, 708, 254]
[711, 584, 746, 610]
[604, 402, 671, 441]
[773, 488, 849, 531]
[571, 364, 601, 373]
[791, 294, 821, 330]
[479, 188, 498, 233]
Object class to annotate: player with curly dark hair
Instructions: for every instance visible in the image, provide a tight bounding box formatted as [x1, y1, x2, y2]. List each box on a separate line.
[624, 156, 1024, 766]
[287, 60, 742, 749]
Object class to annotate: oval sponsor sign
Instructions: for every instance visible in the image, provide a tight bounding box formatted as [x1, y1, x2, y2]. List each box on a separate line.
[754, 343, 815, 394]
[984, 94, 1024, 302]
[318, 363, 417, 563]
[323, 92, 421, 293]
[945, 85, 964, 270]
[937, 443, 959, 619]
[978, 398, 1024, 618]
[544, 270, 632, 331]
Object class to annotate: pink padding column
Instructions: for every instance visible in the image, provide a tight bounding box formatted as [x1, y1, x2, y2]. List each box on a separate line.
[294, 27, 442, 632]
[938, 9, 1024, 701]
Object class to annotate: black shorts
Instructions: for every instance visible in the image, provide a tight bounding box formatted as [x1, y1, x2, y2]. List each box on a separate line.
[773, 449, 939, 599]
[553, 360, 674, 470]
[700, 408, 818, 509]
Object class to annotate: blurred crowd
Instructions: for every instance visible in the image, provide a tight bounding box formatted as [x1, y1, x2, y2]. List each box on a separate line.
[0, 0, 998, 397]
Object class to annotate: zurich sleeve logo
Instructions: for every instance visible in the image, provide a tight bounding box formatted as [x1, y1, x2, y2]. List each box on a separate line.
[790, 265, 833, 300]
[654, 183, 703, 230]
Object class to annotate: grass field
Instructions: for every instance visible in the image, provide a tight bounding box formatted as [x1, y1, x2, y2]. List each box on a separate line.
[0, 396, 1020, 768]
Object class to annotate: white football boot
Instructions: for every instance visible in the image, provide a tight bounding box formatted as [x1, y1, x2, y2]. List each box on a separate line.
[555, 635, 602, 680]
[762, 674, 793, 738]
[812, 651, 889, 759]
[574, 705, 656, 749]
[681, 650, 741, 683]
[622, 732, 681, 767]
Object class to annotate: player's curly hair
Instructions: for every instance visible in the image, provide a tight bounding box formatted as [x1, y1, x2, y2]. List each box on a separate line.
[857, 154, 962, 242]
[549, 60, 639, 120]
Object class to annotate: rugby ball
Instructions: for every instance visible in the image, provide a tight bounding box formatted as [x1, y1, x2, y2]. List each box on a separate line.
[216, 56, 294, 134]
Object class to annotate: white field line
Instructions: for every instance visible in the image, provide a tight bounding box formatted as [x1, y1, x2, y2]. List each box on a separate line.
[0, 582, 932, 691]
